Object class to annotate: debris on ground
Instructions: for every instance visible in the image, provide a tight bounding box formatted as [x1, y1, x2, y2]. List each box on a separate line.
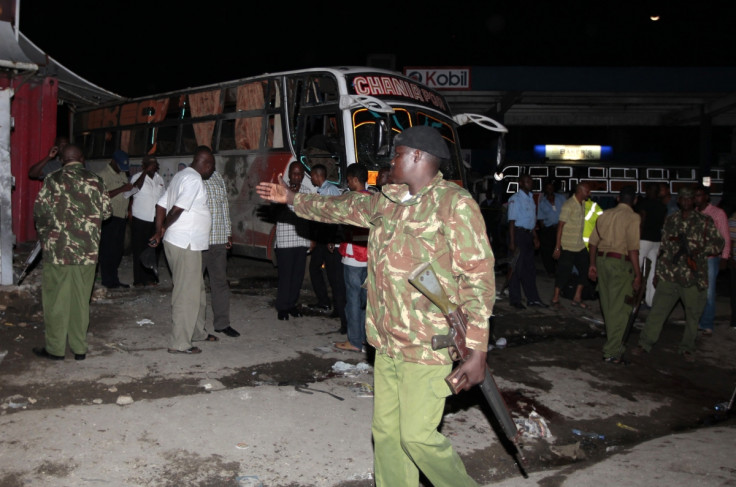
[332, 361, 373, 377]
[572, 428, 605, 440]
[616, 422, 640, 432]
[200, 379, 225, 391]
[116, 395, 134, 405]
[514, 410, 552, 439]
[550, 441, 585, 460]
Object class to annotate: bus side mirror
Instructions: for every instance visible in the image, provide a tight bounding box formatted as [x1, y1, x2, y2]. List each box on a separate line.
[374, 120, 390, 157]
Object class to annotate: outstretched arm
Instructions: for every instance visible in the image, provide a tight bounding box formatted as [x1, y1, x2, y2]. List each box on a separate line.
[256, 173, 295, 205]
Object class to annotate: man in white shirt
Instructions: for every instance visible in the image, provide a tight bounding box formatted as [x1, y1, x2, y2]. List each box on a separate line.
[150, 146, 216, 354]
[126, 156, 166, 286]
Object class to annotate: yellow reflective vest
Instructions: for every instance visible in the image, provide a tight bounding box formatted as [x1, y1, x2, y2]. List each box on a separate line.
[583, 200, 604, 249]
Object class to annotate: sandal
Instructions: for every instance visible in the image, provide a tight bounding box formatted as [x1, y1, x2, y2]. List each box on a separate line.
[203, 334, 219, 342]
[551, 300, 562, 309]
[571, 300, 589, 310]
[334, 341, 363, 353]
[167, 347, 202, 354]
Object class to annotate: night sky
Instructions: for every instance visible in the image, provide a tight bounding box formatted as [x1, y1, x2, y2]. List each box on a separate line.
[18, 1, 736, 99]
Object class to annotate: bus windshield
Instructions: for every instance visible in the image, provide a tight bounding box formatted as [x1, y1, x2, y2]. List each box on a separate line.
[352, 107, 460, 181]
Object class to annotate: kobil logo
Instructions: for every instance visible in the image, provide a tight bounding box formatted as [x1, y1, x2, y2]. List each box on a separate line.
[404, 68, 471, 91]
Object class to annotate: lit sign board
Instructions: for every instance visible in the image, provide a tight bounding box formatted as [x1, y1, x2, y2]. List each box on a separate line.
[534, 145, 612, 160]
[403, 67, 471, 90]
[350, 75, 448, 112]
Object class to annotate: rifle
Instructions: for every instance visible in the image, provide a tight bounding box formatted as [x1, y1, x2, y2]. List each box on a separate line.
[17, 241, 42, 285]
[671, 233, 697, 271]
[622, 257, 651, 345]
[408, 261, 527, 476]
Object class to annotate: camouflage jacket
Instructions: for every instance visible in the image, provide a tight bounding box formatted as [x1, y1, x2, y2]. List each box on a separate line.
[295, 172, 495, 365]
[657, 210, 724, 290]
[33, 162, 112, 265]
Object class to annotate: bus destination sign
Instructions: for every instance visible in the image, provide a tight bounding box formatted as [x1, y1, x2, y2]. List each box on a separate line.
[350, 75, 448, 113]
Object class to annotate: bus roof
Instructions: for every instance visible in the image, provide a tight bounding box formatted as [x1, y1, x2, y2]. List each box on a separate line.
[76, 66, 437, 110]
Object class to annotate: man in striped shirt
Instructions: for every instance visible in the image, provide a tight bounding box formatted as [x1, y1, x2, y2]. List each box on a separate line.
[203, 169, 239, 338]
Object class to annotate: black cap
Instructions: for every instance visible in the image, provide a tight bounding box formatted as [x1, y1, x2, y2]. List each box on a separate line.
[394, 126, 450, 159]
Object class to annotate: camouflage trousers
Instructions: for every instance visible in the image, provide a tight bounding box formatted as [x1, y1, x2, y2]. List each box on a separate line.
[638, 279, 706, 354]
[371, 353, 478, 487]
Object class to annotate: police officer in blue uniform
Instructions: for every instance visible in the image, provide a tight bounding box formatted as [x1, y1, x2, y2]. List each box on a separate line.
[507, 174, 547, 309]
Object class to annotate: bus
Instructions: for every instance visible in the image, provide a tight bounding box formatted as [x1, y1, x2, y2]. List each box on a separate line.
[485, 160, 728, 209]
[73, 66, 506, 261]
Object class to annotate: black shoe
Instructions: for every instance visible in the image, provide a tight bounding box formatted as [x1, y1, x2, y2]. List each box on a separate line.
[277, 311, 289, 321]
[106, 282, 130, 289]
[33, 347, 64, 361]
[288, 307, 303, 318]
[510, 302, 526, 310]
[528, 300, 548, 308]
[308, 303, 331, 312]
[74, 353, 86, 361]
[215, 326, 240, 338]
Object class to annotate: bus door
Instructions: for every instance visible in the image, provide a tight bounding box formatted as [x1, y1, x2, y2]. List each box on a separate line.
[296, 110, 345, 190]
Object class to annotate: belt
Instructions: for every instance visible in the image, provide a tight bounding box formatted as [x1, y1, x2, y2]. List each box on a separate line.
[516, 227, 533, 233]
[598, 251, 629, 261]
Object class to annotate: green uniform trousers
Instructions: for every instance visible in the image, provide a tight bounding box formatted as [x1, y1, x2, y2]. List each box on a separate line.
[598, 256, 634, 359]
[638, 279, 706, 354]
[372, 353, 478, 487]
[41, 262, 96, 357]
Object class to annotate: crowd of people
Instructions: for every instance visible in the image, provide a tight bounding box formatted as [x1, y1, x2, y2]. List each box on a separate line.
[498, 174, 733, 364]
[27, 127, 735, 486]
[29, 143, 240, 359]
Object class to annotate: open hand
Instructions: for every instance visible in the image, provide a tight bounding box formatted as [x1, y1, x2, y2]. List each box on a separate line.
[256, 174, 292, 204]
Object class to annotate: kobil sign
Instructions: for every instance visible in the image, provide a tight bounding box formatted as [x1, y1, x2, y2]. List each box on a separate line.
[404, 67, 471, 91]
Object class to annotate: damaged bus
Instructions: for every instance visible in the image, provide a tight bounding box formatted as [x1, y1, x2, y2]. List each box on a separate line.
[73, 66, 506, 260]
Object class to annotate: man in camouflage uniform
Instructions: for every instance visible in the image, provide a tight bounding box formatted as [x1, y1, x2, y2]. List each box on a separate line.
[632, 186, 724, 362]
[258, 126, 494, 487]
[32, 144, 111, 361]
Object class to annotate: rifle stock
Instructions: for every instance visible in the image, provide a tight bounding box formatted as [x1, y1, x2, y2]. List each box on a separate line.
[409, 262, 527, 476]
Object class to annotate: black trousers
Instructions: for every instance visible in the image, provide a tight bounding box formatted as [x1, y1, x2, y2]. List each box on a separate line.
[509, 228, 542, 304]
[131, 216, 159, 285]
[309, 243, 346, 324]
[275, 247, 308, 312]
[554, 248, 590, 289]
[99, 216, 127, 287]
[538, 224, 558, 276]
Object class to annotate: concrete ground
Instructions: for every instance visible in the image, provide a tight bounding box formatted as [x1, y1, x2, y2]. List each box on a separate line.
[1, 245, 734, 486]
